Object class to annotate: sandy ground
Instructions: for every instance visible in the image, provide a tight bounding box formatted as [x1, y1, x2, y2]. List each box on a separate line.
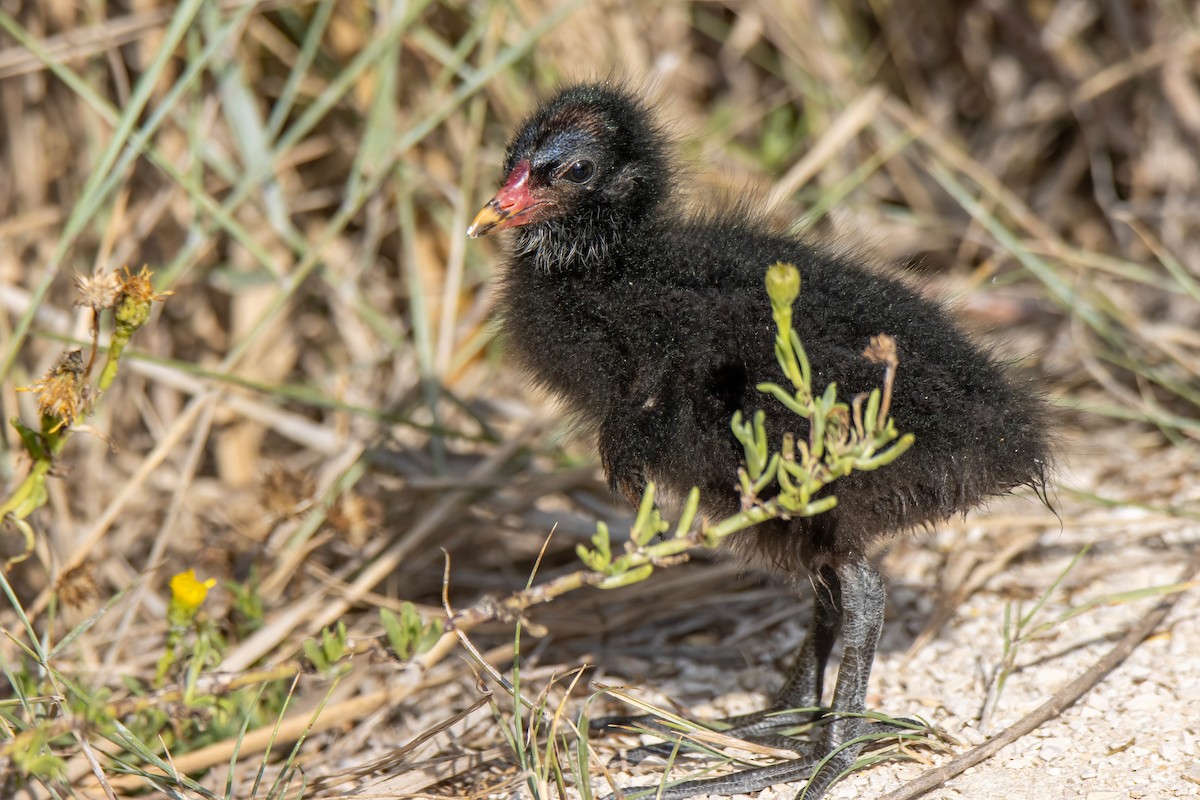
[587, 426, 1200, 800]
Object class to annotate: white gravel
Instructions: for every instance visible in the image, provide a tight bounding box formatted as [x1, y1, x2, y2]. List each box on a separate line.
[593, 429, 1200, 799]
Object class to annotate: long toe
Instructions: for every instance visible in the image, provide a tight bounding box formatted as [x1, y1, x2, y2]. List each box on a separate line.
[597, 708, 822, 766]
[593, 706, 823, 741]
[600, 755, 822, 800]
[780, 718, 936, 800]
[592, 713, 698, 745]
[616, 734, 815, 768]
[870, 715, 925, 735]
[793, 748, 856, 800]
[595, 713, 721, 767]
[717, 707, 824, 739]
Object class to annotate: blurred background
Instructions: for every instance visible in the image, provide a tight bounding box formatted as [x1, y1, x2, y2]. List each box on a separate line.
[1, 1, 1198, 798]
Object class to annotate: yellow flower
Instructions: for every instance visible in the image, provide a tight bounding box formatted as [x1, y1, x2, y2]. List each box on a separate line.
[169, 569, 216, 612]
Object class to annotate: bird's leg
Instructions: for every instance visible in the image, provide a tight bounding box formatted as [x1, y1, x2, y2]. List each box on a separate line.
[599, 565, 842, 761]
[714, 565, 843, 743]
[779, 566, 843, 709]
[795, 556, 887, 800]
[598, 559, 885, 800]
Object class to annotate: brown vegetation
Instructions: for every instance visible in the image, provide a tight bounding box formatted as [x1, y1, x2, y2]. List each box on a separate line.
[1, 2, 1197, 798]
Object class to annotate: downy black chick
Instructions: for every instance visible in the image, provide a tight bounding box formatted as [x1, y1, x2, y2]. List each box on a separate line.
[468, 83, 1051, 800]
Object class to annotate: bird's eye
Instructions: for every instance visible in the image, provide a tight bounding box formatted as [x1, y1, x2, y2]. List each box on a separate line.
[564, 160, 594, 183]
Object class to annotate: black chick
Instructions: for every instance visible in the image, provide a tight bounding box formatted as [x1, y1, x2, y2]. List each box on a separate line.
[469, 84, 1051, 800]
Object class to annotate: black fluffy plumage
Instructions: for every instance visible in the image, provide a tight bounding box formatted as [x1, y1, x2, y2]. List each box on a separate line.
[469, 83, 1051, 800]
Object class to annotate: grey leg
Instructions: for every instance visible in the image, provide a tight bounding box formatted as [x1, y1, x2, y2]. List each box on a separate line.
[710, 564, 843, 743]
[601, 564, 842, 761]
[773, 565, 844, 709]
[795, 557, 886, 800]
[599, 558, 886, 800]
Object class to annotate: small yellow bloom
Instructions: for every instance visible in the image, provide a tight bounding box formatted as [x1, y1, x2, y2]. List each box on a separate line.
[169, 569, 216, 611]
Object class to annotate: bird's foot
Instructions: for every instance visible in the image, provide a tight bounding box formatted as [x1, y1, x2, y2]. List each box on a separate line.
[598, 754, 822, 800]
[594, 711, 933, 800]
[592, 707, 823, 767]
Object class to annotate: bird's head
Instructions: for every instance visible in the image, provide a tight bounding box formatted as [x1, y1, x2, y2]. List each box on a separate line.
[468, 84, 669, 264]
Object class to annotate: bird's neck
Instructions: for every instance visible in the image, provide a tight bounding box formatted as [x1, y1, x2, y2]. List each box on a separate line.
[510, 205, 659, 277]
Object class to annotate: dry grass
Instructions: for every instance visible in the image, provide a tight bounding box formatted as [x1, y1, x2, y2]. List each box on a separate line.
[1, 1, 1198, 798]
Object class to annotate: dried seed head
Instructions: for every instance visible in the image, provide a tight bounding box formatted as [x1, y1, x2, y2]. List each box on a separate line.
[17, 350, 89, 432]
[55, 563, 100, 608]
[260, 466, 315, 520]
[862, 333, 898, 367]
[115, 265, 172, 331]
[328, 491, 383, 547]
[73, 268, 122, 312]
[119, 265, 171, 304]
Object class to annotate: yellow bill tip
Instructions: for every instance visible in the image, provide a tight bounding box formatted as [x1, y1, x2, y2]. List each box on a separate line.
[467, 201, 509, 238]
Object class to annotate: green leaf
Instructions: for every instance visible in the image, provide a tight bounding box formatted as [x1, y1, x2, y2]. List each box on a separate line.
[598, 564, 654, 589]
[855, 434, 915, 470]
[630, 484, 668, 547]
[417, 618, 444, 654]
[380, 607, 407, 659]
[302, 637, 326, 672]
[577, 522, 613, 571]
